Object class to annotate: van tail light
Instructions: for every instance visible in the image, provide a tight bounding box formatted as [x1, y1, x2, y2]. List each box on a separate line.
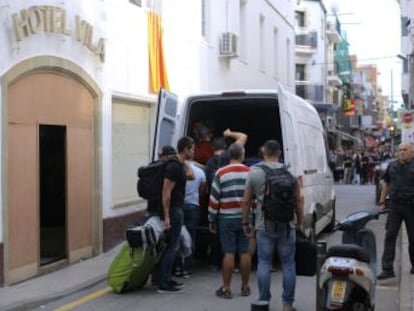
[327, 266, 354, 276]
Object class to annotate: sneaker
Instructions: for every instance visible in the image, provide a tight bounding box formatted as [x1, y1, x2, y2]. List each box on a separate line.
[283, 305, 296, 311]
[241, 286, 251, 297]
[169, 279, 184, 288]
[157, 284, 183, 294]
[182, 270, 192, 278]
[174, 270, 184, 277]
[377, 271, 396, 280]
[215, 287, 232, 299]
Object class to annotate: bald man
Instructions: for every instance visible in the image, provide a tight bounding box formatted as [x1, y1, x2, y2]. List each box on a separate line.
[377, 142, 414, 280]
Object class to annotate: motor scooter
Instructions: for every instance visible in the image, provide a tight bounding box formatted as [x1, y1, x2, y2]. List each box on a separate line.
[318, 208, 388, 311]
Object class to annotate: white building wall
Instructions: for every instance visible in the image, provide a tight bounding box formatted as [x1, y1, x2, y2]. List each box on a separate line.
[0, 0, 113, 239]
[162, 0, 296, 95]
[0, 1, 107, 83]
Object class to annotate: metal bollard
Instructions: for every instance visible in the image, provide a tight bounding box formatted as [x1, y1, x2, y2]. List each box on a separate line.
[315, 240, 327, 311]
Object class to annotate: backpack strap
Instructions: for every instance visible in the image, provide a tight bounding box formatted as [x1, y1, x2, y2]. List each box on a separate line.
[258, 163, 287, 174]
[258, 163, 272, 175]
[257, 164, 271, 232]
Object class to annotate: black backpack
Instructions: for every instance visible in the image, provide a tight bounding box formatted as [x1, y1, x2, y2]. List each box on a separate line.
[259, 164, 297, 223]
[137, 158, 178, 201]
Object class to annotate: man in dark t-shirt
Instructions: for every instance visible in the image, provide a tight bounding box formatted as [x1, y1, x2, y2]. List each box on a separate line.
[377, 143, 414, 280]
[157, 136, 195, 294]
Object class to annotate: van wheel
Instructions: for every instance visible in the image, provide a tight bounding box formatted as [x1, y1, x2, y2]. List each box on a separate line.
[325, 202, 336, 233]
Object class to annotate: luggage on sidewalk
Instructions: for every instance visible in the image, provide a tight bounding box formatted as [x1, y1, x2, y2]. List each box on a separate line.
[295, 230, 317, 276]
[107, 221, 164, 293]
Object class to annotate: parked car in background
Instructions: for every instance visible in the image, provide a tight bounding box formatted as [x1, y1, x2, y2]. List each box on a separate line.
[374, 159, 393, 203]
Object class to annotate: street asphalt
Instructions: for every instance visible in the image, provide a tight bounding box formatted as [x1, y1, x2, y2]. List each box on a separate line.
[0, 219, 412, 311]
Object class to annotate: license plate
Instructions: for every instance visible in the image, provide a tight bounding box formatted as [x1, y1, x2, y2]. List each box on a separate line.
[331, 280, 347, 302]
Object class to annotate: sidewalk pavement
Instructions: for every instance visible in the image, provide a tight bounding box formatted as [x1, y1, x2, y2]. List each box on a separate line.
[400, 225, 414, 311]
[0, 243, 123, 311]
[0, 231, 412, 311]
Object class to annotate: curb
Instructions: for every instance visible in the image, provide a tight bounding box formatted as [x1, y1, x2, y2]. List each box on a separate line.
[400, 224, 413, 311]
[0, 276, 106, 311]
[0, 243, 124, 311]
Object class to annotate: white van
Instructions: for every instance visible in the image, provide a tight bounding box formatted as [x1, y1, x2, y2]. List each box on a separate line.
[152, 86, 335, 245]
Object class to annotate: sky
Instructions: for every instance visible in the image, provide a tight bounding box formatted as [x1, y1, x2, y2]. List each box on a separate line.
[323, 0, 402, 106]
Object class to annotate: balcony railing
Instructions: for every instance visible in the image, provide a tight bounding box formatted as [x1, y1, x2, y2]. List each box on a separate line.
[295, 83, 324, 102]
[326, 22, 341, 44]
[295, 31, 318, 48]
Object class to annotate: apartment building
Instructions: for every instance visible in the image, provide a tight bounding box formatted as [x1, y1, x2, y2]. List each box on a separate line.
[294, 0, 327, 106]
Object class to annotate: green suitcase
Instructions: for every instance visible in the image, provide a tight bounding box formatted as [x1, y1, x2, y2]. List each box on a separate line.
[107, 240, 164, 293]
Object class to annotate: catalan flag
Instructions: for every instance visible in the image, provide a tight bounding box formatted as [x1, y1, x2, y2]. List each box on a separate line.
[148, 11, 170, 94]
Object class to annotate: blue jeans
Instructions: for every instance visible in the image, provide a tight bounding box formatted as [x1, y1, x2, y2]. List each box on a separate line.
[182, 204, 200, 270]
[256, 224, 296, 305]
[159, 207, 184, 286]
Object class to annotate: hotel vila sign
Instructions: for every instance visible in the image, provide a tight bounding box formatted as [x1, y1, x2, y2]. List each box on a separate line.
[11, 6, 105, 62]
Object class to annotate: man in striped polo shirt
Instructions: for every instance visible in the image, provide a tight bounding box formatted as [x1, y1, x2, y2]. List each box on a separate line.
[208, 143, 251, 299]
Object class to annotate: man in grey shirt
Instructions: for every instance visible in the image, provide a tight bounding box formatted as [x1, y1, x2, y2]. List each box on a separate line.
[242, 139, 303, 311]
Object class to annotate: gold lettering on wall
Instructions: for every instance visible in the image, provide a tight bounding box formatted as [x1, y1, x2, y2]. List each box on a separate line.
[11, 6, 105, 62]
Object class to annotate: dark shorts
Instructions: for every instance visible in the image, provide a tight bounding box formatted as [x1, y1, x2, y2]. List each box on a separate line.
[218, 218, 249, 254]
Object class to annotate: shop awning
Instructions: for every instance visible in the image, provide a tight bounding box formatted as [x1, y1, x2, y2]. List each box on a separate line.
[310, 102, 337, 113]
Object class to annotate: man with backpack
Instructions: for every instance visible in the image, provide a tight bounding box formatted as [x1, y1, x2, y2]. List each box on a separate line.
[156, 136, 195, 293]
[242, 140, 303, 311]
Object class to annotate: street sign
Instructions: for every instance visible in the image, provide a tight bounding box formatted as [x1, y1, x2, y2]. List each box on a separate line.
[399, 110, 414, 143]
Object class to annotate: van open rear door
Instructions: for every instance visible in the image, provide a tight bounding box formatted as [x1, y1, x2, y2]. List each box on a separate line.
[276, 83, 299, 171]
[152, 88, 178, 161]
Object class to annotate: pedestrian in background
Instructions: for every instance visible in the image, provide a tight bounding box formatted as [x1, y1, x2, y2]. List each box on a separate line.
[208, 143, 251, 299]
[377, 142, 414, 280]
[343, 150, 354, 184]
[352, 150, 362, 185]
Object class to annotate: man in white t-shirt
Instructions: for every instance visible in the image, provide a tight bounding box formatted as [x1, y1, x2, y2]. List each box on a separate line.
[174, 160, 207, 277]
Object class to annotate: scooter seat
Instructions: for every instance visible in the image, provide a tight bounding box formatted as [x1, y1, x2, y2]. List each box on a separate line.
[326, 244, 370, 263]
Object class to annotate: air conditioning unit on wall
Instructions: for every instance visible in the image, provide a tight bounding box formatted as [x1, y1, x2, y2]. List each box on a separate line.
[219, 32, 238, 58]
